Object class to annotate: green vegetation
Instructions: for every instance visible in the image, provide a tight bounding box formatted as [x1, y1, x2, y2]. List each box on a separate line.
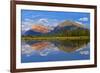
[52, 28, 90, 37]
[22, 36, 89, 41]
[22, 28, 90, 41]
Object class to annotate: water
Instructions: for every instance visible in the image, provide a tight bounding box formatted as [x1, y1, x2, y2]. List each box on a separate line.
[21, 40, 90, 63]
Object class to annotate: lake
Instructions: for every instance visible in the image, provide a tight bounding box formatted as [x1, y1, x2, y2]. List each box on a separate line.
[21, 39, 90, 63]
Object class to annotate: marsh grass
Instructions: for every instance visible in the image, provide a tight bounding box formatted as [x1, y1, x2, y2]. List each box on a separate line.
[22, 36, 89, 41]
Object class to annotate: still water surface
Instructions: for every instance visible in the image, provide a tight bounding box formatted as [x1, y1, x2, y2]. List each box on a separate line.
[21, 40, 90, 63]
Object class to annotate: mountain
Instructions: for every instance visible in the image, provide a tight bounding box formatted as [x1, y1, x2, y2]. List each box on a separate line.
[46, 20, 89, 35]
[31, 24, 50, 33]
[23, 20, 89, 36]
[52, 40, 89, 53]
[58, 20, 84, 28]
[24, 29, 42, 36]
[23, 24, 50, 36]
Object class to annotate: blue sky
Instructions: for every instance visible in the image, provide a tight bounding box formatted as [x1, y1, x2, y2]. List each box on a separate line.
[21, 9, 90, 32]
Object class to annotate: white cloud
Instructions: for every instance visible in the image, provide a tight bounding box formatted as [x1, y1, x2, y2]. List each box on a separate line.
[21, 18, 60, 33]
[24, 18, 34, 22]
[21, 18, 35, 32]
[21, 21, 32, 31]
[39, 51, 49, 56]
[75, 21, 83, 24]
[79, 17, 88, 21]
[32, 15, 41, 19]
[37, 18, 59, 30]
[80, 51, 89, 55]
[21, 43, 34, 55]
[38, 18, 49, 24]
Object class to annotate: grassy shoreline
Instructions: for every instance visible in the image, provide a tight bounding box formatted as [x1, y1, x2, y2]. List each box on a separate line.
[22, 36, 90, 41]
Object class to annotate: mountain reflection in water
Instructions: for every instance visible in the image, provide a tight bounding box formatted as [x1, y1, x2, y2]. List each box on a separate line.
[21, 40, 90, 63]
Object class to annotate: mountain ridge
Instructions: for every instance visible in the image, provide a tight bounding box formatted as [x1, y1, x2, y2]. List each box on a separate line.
[23, 20, 89, 36]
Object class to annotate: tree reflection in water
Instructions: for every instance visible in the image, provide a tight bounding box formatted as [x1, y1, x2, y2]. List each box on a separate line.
[21, 39, 90, 63]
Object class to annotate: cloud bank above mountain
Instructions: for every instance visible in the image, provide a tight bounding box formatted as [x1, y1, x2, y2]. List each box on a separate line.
[21, 18, 60, 33]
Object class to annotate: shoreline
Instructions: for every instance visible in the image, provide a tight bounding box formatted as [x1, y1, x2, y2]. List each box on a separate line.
[22, 36, 90, 40]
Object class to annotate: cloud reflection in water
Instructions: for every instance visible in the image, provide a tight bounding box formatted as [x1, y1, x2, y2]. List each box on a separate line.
[21, 40, 90, 63]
